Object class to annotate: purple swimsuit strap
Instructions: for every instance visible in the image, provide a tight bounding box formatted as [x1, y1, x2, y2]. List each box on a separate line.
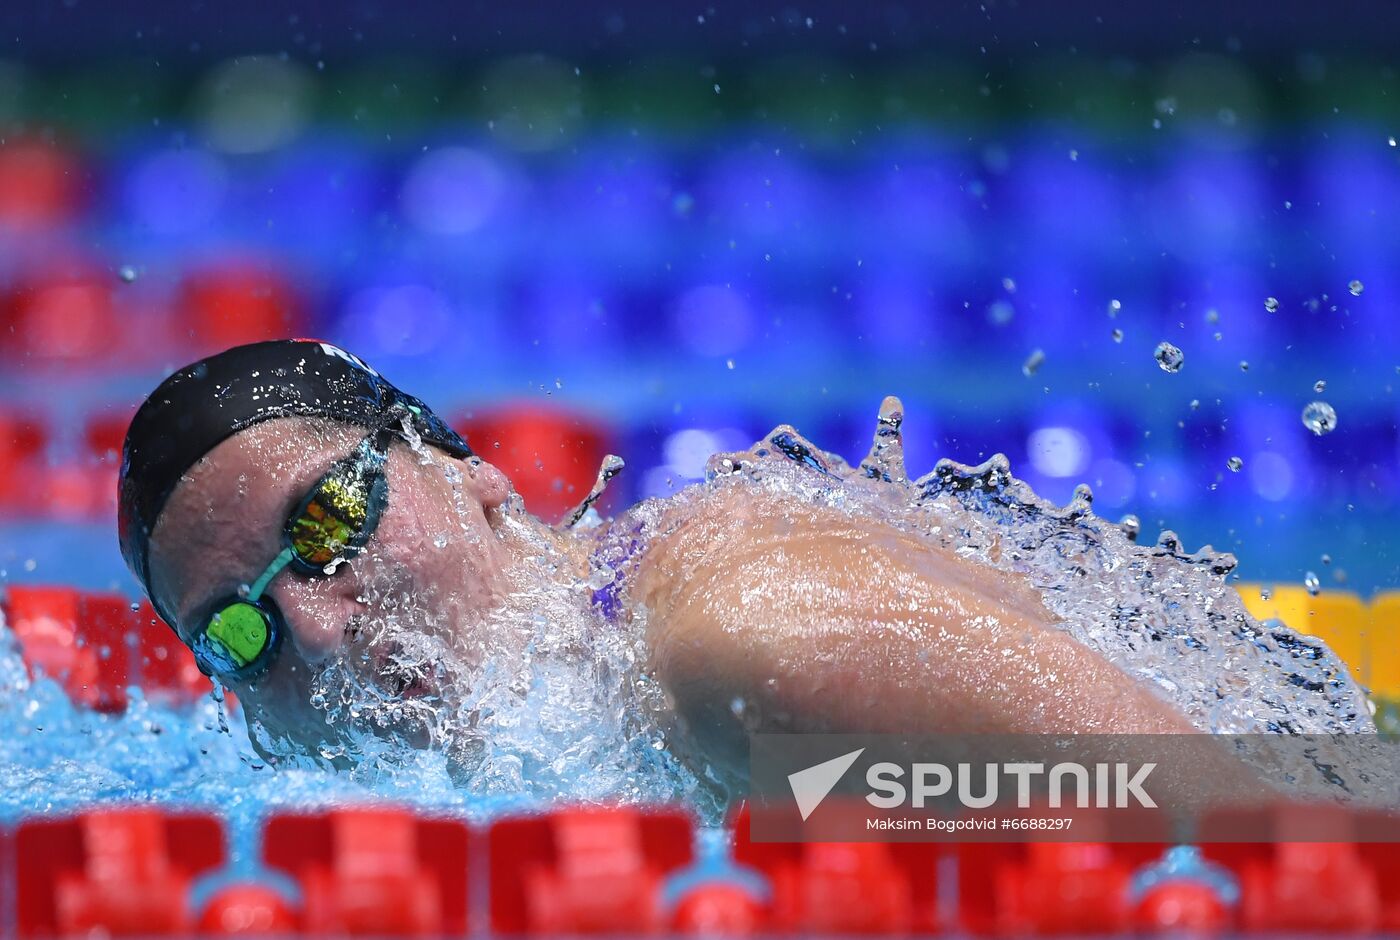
[589, 524, 646, 625]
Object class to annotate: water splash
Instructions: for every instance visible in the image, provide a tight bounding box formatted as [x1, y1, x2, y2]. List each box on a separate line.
[563, 454, 626, 528]
[859, 395, 907, 484]
[625, 397, 1371, 745]
[0, 398, 1377, 828]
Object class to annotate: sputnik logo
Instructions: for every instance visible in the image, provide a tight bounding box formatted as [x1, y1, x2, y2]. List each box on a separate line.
[787, 748, 864, 821]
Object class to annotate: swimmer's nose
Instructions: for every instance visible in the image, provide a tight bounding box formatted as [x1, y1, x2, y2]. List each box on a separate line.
[265, 575, 367, 663]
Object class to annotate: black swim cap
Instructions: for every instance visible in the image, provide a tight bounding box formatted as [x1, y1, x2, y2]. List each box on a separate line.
[119, 339, 473, 623]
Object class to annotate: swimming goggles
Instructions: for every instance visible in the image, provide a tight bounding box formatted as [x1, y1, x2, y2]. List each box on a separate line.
[188, 409, 409, 680]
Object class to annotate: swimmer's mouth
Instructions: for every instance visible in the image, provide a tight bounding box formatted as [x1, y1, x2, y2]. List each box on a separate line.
[374, 647, 441, 701]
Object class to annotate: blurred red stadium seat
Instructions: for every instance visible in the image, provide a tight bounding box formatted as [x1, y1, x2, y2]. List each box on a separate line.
[16, 807, 225, 936]
[178, 262, 303, 357]
[489, 806, 694, 934]
[453, 405, 611, 522]
[0, 138, 82, 229]
[732, 802, 940, 934]
[261, 805, 470, 936]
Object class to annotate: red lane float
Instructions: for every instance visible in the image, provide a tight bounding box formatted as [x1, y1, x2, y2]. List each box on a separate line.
[16, 807, 225, 936]
[668, 882, 766, 935]
[2, 587, 221, 713]
[197, 882, 299, 935]
[0, 138, 82, 229]
[453, 406, 612, 522]
[2, 586, 129, 713]
[955, 838, 1169, 935]
[131, 599, 219, 706]
[1133, 879, 1231, 933]
[262, 806, 471, 936]
[0, 266, 122, 366]
[732, 803, 941, 934]
[489, 806, 694, 934]
[178, 262, 303, 358]
[0, 411, 47, 518]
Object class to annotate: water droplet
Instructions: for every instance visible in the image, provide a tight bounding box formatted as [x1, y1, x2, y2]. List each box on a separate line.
[1153, 341, 1185, 373]
[1348, 279, 1364, 296]
[1107, 299, 1121, 317]
[1304, 571, 1321, 596]
[1111, 328, 1123, 343]
[1264, 297, 1280, 313]
[1313, 379, 1326, 393]
[1022, 348, 1045, 377]
[987, 300, 1015, 325]
[118, 265, 138, 283]
[562, 454, 626, 528]
[1301, 401, 1337, 436]
[587, 563, 617, 590]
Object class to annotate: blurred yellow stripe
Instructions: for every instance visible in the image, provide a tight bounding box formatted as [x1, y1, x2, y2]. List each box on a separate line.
[1371, 592, 1400, 701]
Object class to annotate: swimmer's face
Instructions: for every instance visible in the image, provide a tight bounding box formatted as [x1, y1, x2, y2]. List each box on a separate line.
[146, 417, 512, 757]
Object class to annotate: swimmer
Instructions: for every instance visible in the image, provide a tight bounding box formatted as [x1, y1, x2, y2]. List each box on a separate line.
[117, 340, 1291, 793]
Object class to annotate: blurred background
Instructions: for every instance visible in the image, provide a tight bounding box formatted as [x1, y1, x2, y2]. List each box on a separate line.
[0, 1, 1395, 596]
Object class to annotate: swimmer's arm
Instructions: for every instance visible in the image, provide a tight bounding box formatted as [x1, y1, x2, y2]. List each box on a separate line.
[632, 501, 1204, 780]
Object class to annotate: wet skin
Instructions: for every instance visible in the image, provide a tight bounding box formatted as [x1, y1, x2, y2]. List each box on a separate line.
[146, 417, 1230, 788]
[147, 417, 522, 757]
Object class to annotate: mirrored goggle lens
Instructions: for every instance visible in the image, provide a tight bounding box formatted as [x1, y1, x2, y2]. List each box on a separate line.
[288, 455, 383, 569]
[196, 601, 276, 676]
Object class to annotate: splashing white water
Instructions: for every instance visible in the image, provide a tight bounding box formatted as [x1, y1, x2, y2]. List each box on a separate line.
[0, 398, 1377, 831]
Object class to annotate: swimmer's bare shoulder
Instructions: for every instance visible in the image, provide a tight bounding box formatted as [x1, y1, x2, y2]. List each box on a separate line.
[630, 482, 1202, 780]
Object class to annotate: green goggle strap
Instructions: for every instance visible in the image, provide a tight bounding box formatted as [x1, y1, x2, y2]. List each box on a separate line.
[247, 546, 295, 602]
[202, 547, 294, 670]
